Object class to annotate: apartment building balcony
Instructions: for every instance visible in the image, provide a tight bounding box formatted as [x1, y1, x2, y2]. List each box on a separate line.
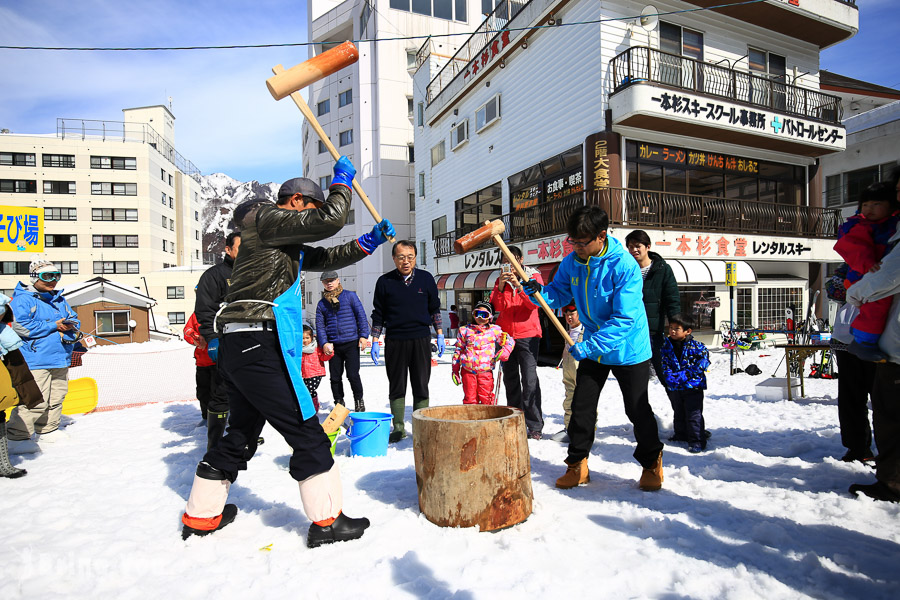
[433, 188, 840, 258]
[678, 0, 858, 48]
[609, 47, 846, 157]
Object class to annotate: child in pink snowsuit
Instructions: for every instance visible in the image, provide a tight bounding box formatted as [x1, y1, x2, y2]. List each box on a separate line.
[833, 182, 900, 362]
[452, 301, 515, 405]
[301, 325, 332, 412]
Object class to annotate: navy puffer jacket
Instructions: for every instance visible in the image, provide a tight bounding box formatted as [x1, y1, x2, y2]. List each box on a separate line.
[315, 289, 370, 345]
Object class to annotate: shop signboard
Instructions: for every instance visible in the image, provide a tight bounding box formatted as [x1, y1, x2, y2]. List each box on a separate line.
[0, 205, 43, 252]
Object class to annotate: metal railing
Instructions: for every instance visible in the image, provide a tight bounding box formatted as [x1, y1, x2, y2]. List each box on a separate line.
[434, 188, 840, 257]
[57, 118, 201, 175]
[610, 47, 843, 125]
[426, 0, 528, 104]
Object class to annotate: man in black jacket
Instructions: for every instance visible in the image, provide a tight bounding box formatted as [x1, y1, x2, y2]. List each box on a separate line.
[194, 230, 240, 448]
[180, 157, 395, 547]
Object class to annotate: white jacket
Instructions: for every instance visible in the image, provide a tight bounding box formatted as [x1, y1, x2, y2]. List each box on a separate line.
[847, 224, 900, 364]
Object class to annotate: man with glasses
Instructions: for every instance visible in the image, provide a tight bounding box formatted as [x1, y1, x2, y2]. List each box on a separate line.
[371, 240, 444, 443]
[7, 259, 81, 454]
[521, 206, 665, 492]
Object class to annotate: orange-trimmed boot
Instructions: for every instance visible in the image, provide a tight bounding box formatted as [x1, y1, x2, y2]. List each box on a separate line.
[556, 458, 590, 489]
[639, 451, 664, 491]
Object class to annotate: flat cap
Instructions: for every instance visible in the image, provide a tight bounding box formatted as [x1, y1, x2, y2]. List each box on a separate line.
[279, 177, 325, 203]
[320, 270, 339, 281]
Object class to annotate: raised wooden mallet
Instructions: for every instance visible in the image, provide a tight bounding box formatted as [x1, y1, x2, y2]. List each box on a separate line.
[267, 41, 394, 242]
[455, 220, 574, 346]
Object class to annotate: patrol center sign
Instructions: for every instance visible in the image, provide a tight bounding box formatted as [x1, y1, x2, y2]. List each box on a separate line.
[0, 206, 44, 252]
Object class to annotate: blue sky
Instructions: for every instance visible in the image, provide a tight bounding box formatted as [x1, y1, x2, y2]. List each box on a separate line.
[1, 1, 897, 185]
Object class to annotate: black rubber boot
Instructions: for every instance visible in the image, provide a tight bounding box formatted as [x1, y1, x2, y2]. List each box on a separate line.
[307, 513, 370, 548]
[354, 398, 366, 413]
[182, 504, 238, 540]
[1, 415, 27, 479]
[207, 411, 228, 451]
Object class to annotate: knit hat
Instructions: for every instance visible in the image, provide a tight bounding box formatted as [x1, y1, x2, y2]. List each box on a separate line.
[29, 258, 59, 284]
[473, 301, 494, 316]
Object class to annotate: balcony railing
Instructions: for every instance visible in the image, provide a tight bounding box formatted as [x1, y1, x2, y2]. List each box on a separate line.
[610, 47, 843, 125]
[426, 0, 528, 104]
[434, 188, 840, 258]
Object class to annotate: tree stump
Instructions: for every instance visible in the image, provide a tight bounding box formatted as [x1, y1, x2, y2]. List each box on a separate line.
[412, 405, 533, 532]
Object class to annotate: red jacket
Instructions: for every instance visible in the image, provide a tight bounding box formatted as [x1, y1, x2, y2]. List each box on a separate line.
[301, 345, 332, 378]
[490, 270, 544, 339]
[183, 313, 214, 367]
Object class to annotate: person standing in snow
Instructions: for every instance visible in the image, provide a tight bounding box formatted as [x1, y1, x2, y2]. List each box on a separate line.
[192, 231, 241, 449]
[180, 158, 395, 547]
[370, 240, 444, 443]
[549, 304, 585, 443]
[451, 301, 514, 405]
[315, 271, 370, 413]
[6, 259, 81, 455]
[520, 206, 664, 492]
[659, 314, 710, 453]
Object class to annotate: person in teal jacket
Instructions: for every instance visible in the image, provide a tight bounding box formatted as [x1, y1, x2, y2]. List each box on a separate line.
[521, 206, 664, 492]
[6, 259, 80, 452]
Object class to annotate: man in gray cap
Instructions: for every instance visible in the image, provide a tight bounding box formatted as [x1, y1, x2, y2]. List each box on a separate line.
[315, 270, 370, 412]
[180, 157, 395, 547]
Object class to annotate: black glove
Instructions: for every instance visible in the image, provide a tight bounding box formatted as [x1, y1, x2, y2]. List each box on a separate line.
[521, 279, 542, 296]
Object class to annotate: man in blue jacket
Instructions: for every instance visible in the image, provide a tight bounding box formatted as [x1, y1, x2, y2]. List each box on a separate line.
[7, 259, 81, 454]
[315, 271, 370, 412]
[522, 206, 664, 492]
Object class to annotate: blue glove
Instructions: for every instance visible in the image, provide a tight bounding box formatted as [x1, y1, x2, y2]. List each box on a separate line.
[356, 219, 396, 254]
[207, 337, 219, 363]
[436, 334, 445, 357]
[521, 279, 542, 296]
[371, 340, 380, 365]
[332, 156, 356, 189]
[569, 342, 589, 362]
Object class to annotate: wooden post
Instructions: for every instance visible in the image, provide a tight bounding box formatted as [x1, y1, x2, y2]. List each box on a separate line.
[413, 405, 533, 532]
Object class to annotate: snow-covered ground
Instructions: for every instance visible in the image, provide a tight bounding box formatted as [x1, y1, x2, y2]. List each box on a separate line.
[2, 344, 898, 599]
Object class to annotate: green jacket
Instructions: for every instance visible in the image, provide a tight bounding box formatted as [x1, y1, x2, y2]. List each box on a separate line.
[642, 252, 681, 336]
[217, 186, 367, 326]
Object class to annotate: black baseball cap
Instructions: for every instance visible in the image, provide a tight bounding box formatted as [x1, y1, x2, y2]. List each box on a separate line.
[278, 177, 325, 203]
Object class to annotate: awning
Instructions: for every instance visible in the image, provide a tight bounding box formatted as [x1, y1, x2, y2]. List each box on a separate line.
[668, 260, 757, 285]
[436, 262, 562, 290]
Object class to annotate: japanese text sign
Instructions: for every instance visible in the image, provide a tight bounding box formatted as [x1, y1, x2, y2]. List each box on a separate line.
[0, 206, 43, 252]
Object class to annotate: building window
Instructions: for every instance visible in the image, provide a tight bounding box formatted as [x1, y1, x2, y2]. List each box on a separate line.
[407, 50, 417, 70]
[339, 90, 353, 107]
[161, 215, 168, 228]
[748, 47, 787, 108]
[45, 207, 77, 221]
[360, 1, 372, 36]
[420, 241, 427, 265]
[825, 175, 843, 207]
[0, 152, 35, 166]
[90, 156, 136, 170]
[319, 175, 332, 189]
[454, 182, 502, 235]
[58, 261, 78, 275]
[194, 210, 199, 221]
[45, 234, 77, 248]
[96, 310, 132, 334]
[168, 312, 186, 325]
[757, 287, 803, 330]
[93, 261, 139, 274]
[846, 166, 881, 208]
[417, 102, 424, 127]
[43, 181, 76, 194]
[339, 130, 353, 146]
[347, 208, 355, 225]
[410, 192, 416, 211]
[318, 140, 327, 154]
[317, 99, 330, 116]
[407, 97, 414, 118]
[92, 208, 138, 222]
[93, 235, 139, 248]
[450, 119, 468, 150]
[162, 240, 168, 252]
[431, 140, 446, 167]
[91, 182, 137, 195]
[167, 286, 185, 299]
[195, 230, 199, 240]
[169, 196, 173, 208]
[161, 168, 166, 181]
[389, 0, 465, 21]
[43, 154, 75, 168]
[736, 288, 752, 328]
[161, 192, 167, 205]
[196, 249, 200, 259]
[418, 172, 425, 197]
[0, 180, 37, 193]
[432, 215, 447, 238]
[168, 174, 173, 186]
[408, 145, 415, 164]
[0, 261, 30, 275]
[475, 94, 501, 132]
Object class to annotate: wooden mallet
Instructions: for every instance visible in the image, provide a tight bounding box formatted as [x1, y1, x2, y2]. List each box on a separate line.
[267, 41, 394, 242]
[455, 220, 574, 346]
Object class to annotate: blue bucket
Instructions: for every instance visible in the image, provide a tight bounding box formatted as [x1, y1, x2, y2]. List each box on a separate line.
[345, 411, 392, 457]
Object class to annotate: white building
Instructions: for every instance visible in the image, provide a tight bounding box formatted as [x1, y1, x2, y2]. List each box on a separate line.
[0, 105, 205, 334]
[414, 0, 860, 344]
[301, 0, 490, 314]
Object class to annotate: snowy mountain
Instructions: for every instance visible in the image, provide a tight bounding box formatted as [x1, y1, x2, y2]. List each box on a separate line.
[196, 173, 279, 258]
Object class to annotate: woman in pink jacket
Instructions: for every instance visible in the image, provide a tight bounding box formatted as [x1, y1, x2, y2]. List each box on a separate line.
[452, 301, 514, 405]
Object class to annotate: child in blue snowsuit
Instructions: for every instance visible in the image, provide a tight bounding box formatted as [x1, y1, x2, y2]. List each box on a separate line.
[660, 313, 710, 453]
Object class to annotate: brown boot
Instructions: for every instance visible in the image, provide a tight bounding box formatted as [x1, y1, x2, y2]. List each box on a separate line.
[556, 458, 590, 489]
[639, 451, 664, 491]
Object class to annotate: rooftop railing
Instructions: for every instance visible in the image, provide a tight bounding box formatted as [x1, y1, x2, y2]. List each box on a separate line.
[610, 46, 843, 125]
[434, 188, 840, 258]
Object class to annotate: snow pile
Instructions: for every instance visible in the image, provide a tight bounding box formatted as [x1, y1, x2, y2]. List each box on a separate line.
[3, 347, 899, 599]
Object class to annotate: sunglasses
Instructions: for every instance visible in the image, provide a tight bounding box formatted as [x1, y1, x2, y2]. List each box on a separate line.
[37, 272, 62, 282]
[473, 310, 491, 318]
